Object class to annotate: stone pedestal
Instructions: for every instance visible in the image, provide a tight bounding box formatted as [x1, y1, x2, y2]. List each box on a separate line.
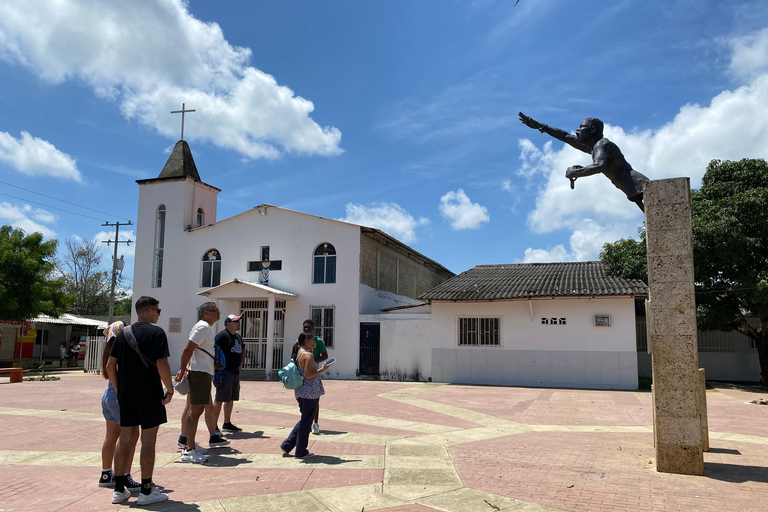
[700, 368, 709, 452]
[644, 178, 704, 475]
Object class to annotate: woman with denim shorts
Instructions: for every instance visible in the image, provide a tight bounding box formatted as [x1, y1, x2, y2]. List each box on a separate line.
[99, 321, 141, 492]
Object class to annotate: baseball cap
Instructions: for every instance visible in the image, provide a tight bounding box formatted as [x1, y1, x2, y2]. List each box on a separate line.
[224, 314, 242, 324]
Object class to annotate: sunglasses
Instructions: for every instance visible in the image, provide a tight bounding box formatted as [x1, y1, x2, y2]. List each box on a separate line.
[206, 308, 220, 314]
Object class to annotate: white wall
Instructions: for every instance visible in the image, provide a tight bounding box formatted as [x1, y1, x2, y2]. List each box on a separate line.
[133, 183, 363, 377]
[361, 310, 432, 381]
[428, 297, 638, 389]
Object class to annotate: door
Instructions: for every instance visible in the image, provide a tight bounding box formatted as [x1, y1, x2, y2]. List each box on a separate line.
[359, 323, 380, 376]
[240, 300, 286, 370]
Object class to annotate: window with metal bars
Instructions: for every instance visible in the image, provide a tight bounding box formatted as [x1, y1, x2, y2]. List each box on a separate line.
[240, 300, 287, 310]
[457, 317, 500, 346]
[310, 306, 335, 348]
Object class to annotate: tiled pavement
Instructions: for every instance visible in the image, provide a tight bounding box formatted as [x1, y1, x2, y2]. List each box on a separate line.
[1, 372, 768, 511]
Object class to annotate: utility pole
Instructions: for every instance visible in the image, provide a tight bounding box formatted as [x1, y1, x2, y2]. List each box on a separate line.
[102, 221, 133, 325]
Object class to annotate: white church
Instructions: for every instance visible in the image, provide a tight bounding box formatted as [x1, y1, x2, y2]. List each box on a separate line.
[132, 140, 646, 389]
[132, 140, 455, 380]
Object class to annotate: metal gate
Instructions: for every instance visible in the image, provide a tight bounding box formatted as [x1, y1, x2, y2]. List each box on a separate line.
[359, 323, 380, 376]
[84, 336, 106, 374]
[240, 300, 286, 370]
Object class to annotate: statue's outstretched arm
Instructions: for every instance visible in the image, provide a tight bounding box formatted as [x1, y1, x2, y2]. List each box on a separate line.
[566, 141, 607, 178]
[518, 112, 590, 154]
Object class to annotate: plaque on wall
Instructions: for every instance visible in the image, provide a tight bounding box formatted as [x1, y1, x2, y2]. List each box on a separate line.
[594, 315, 611, 327]
[169, 317, 182, 333]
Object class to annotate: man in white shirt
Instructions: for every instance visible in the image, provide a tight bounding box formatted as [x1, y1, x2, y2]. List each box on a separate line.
[175, 302, 227, 463]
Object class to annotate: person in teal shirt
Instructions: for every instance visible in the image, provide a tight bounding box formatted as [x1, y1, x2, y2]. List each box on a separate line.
[291, 319, 328, 434]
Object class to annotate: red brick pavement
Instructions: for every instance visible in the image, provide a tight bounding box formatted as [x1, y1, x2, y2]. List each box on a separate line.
[451, 431, 768, 512]
[3, 374, 768, 511]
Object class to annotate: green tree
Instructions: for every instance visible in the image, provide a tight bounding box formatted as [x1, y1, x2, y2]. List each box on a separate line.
[57, 238, 112, 316]
[599, 227, 647, 283]
[600, 158, 768, 383]
[113, 296, 133, 316]
[692, 159, 768, 383]
[0, 225, 70, 321]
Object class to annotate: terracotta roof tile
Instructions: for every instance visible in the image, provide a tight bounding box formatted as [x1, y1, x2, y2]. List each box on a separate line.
[419, 261, 647, 301]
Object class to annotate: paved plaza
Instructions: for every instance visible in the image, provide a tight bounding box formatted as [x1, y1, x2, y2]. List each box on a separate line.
[1, 371, 768, 512]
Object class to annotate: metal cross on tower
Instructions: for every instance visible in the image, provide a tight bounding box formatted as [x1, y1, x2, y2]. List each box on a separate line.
[170, 103, 196, 141]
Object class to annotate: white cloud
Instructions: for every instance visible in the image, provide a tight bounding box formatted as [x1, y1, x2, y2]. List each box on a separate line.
[729, 27, 768, 81]
[92, 229, 136, 260]
[517, 139, 556, 181]
[501, 179, 513, 192]
[0, 131, 81, 181]
[0, 0, 341, 160]
[439, 189, 490, 230]
[520, 27, 768, 263]
[521, 245, 570, 263]
[338, 203, 429, 245]
[0, 202, 57, 238]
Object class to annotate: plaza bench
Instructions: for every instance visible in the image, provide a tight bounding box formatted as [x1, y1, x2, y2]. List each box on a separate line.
[0, 368, 24, 383]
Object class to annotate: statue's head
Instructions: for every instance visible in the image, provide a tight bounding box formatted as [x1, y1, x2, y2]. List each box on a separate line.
[576, 117, 604, 143]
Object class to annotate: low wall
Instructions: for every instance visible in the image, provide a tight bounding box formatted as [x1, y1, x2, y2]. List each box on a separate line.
[433, 348, 638, 389]
[637, 351, 759, 382]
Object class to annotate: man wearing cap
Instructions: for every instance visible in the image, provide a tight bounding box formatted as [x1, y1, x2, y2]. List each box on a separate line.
[213, 314, 245, 432]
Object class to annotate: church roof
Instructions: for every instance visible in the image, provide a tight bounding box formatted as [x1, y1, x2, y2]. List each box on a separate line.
[157, 140, 200, 181]
[419, 261, 647, 301]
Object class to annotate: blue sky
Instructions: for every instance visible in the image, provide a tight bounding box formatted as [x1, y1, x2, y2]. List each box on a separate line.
[2, 0, 768, 292]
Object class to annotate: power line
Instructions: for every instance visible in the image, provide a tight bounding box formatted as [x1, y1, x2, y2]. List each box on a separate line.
[0, 191, 108, 222]
[0, 179, 132, 222]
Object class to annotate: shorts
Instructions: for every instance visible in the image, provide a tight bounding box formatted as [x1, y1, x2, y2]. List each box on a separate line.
[101, 383, 120, 424]
[188, 370, 213, 405]
[119, 401, 167, 429]
[215, 373, 240, 403]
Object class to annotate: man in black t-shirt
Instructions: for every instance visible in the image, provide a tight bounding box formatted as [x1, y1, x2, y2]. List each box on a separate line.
[213, 314, 244, 433]
[105, 296, 174, 506]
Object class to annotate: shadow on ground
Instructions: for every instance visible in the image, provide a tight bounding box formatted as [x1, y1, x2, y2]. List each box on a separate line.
[301, 455, 362, 465]
[226, 430, 266, 439]
[316, 430, 348, 436]
[705, 462, 768, 483]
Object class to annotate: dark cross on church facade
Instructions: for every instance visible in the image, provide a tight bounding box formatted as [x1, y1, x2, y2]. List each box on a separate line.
[170, 102, 196, 141]
[247, 246, 282, 285]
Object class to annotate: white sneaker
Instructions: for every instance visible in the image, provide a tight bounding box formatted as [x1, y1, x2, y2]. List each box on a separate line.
[111, 489, 131, 504]
[181, 448, 208, 463]
[311, 423, 320, 435]
[194, 443, 208, 454]
[137, 487, 169, 506]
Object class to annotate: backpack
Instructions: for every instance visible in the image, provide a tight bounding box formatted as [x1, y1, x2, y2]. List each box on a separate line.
[213, 369, 231, 388]
[278, 359, 304, 390]
[198, 345, 226, 371]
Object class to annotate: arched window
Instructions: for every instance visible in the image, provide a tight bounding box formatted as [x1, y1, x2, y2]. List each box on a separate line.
[313, 243, 336, 284]
[153, 205, 166, 287]
[201, 248, 221, 287]
[196, 208, 204, 228]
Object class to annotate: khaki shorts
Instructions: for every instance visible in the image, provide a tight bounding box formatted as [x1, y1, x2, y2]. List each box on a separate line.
[188, 371, 212, 405]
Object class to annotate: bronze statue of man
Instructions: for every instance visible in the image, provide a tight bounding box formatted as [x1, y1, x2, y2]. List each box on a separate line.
[518, 112, 649, 212]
